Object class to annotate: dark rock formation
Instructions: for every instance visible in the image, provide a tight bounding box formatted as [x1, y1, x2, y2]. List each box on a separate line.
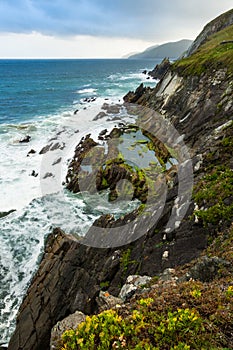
[93, 111, 107, 121]
[123, 69, 233, 159]
[0, 210, 16, 219]
[9, 210, 208, 350]
[66, 134, 99, 193]
[123, 83, 150, 104]
[101, 103, 121, 114]
[39, 142, 65, 155]
[27, 149, 36, 156]
[30, 170, 38, 177]
[19, 135, 31, 143]
[8, 11, 233, 350]
[148, 57, 171, 80]
[9, 71, 233, 350]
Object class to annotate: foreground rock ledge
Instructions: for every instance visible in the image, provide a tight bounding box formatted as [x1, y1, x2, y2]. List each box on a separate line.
[8, 212, 207, 350]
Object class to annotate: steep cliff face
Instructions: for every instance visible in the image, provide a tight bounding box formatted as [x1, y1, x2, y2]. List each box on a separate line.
[186, 8, 233, 56]
[9, 10, 233, 350]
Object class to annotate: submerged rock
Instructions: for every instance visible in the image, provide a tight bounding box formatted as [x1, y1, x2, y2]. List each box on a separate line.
[0, 209, 16, 219]
[19, 135, 31, 143]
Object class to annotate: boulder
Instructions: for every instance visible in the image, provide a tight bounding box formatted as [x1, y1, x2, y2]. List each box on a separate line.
[19, 135, 31, 143]
[27, 149, 36, 156]
[50, 311, 86, 350]
[119, 275, 152, 301]
[96, 291, 123, 312]
[0, 209, 16, 219]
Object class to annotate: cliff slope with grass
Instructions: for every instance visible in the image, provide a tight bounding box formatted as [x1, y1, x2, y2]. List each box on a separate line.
[8, 9, 233, 350]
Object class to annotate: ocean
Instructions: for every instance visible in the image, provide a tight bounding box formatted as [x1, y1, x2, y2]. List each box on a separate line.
[0, 58, 160, 344]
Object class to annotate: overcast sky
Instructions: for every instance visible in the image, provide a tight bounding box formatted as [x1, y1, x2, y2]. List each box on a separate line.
[0, 0, 232, 58]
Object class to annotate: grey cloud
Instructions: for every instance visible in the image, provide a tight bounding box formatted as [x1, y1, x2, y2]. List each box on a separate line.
[0, 0, 231, 40]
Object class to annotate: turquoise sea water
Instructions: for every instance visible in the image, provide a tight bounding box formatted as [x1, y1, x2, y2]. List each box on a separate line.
[0, 58, 160, 344]
[0, 59, 158, 124]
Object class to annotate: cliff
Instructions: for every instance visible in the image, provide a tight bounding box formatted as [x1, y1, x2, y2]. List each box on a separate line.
[186, 8, 233, 56]
[8, 9, 233, 350]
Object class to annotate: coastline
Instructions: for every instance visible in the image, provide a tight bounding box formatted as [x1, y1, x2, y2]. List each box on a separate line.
[0, 59, 159, 344]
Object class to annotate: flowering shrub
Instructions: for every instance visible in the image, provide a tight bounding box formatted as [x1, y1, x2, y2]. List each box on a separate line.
[60, 303, 207, 350]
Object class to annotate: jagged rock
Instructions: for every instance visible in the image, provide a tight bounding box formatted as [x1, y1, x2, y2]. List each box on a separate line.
[123, 83, 149, 103]
[19, 135, 31, 143]
[50, 311, 86, 350]
[27, 149, 36, 156]
[93, 111, 107, 121]
[9, 11, 233, 350]
[149, 58, 171, 80]
[96, 291, 123, 312]
[119, 275, 152, 301]
[101, 103, 121, 114]
[99, 129, 108, 136]
[43, 172, 54, 179]
[108, 127, 123, 139]
[30, 170, 38, 177]
[181, 256, 231, 283]
[52, 157, 62, 165]
[0, 209, 16, 219]
[66, 135, 99, 193]
[39, 142, 65, 155]
[8, 229, 105, 350]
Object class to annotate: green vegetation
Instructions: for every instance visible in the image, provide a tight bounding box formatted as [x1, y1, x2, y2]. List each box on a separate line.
[60, 306, 207, 350]
[58, 222, 233, 350]
[174, 24, 233, 76]
[120, 248, 137, 278]
[59, 274, 233, 349]
[99, 281, 110, 290]
[194, 166, 233, 226]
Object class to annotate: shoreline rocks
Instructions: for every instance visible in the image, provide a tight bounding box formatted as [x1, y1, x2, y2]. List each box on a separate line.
[148, 57, 171, 80]
[8, 10, 233, 350]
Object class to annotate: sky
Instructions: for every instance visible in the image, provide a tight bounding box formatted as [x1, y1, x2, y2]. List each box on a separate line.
[0, 0, 232, 58]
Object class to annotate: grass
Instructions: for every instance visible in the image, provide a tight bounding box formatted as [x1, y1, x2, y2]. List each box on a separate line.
[193, 166, 233, 227]
[173, 24, 233, 76]
[58, 221, 233, 349]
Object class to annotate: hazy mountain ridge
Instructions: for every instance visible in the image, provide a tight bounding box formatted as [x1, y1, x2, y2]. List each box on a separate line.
[128, 39, 193, 59]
